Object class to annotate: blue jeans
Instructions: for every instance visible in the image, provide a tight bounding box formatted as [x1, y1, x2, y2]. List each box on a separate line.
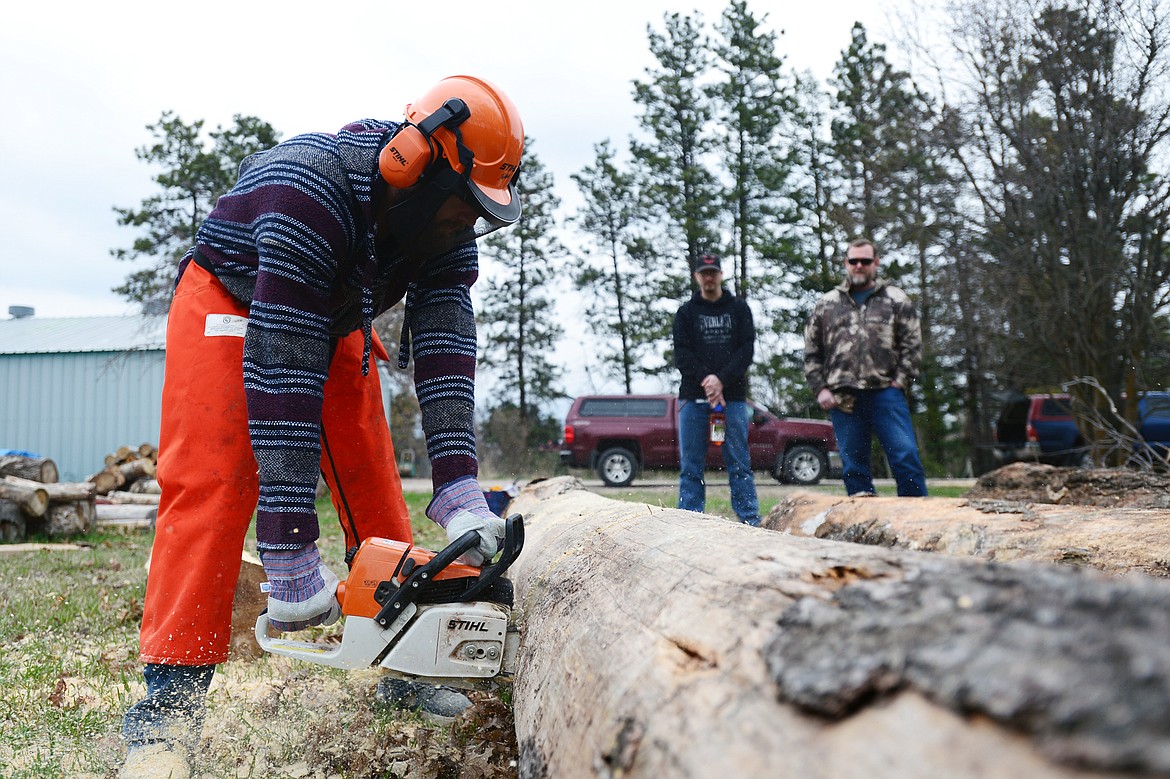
[830, 387, 928, 497]
[123, 663, 215, 750]
[678, 400, 760, 525]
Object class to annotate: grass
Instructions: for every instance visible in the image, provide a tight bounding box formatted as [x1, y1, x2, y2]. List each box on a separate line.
[584, 475, 973, 521]
[0, 492, 477, 779]
[0, 477, 969, 776]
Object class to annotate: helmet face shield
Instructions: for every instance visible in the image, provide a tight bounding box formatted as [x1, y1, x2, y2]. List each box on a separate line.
[380, 165, 517, 259]
[465, 176, 521, 228]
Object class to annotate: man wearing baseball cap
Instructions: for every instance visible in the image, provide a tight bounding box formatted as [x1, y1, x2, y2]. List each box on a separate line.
[671, 253, 760, 525]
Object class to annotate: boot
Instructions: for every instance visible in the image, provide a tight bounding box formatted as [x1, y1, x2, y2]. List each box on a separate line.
[121, 664, 214, 777]
[374, 676, 472, 724]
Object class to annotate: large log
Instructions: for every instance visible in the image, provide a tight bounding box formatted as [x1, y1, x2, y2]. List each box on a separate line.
[507, 477, 1170, 779]
[129, 479, 161, 495]
[0, 481, 48, 518]
[106, 491, 161, 506]
[3, 477, 95, 537]
[0, 454, 58, 483]
[0, 501, 26, 542]
[42, 500, 94, 536]
[3, 475, 95, 503]
[762, 492, 1170, 577]
[85, 467, 124, 496]
[94, 503, 156, 530]
[116, 457, 156, 483]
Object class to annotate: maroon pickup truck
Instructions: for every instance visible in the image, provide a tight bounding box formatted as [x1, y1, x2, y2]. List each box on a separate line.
[561, 394, 841, 487]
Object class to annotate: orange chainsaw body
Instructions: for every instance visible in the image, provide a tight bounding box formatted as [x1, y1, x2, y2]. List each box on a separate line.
[337, 537, 481, 619]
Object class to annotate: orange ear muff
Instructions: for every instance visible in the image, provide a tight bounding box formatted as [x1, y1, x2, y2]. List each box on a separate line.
[379, 125, 436, 188]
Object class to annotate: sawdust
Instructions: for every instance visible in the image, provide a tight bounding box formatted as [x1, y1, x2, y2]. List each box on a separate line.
[181, 658, 520, 778]
[967, 462, 1170, 508]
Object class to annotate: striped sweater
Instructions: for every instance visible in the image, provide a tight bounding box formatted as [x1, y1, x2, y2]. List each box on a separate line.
[185, 119, 479, 550]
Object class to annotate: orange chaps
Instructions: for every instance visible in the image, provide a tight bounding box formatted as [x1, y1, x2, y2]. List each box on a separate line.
[138, 263, 413, 666]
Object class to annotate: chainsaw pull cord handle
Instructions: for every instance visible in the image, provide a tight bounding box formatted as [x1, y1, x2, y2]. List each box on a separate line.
[373, 514, 525, 628]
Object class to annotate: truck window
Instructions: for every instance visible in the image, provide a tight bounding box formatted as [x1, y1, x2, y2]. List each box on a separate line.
[1039, 399, 1073, 417]
[578, 398, 668, 418]
[1143, 395, 1170, 419]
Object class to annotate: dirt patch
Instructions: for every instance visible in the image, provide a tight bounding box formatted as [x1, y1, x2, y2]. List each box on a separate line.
[967, 462, 1170, 508]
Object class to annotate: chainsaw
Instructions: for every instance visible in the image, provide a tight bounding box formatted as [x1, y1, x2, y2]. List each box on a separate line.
[255, 513, 524, 690]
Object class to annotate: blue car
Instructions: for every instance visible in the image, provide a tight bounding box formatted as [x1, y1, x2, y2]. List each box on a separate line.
[994, 391, 1170, 467]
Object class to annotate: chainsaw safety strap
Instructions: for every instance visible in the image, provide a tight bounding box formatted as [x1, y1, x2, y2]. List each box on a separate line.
[138, 263, 412, 665]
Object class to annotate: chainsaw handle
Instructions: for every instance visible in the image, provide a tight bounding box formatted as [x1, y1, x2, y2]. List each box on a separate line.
[373, 514, 524, 628]
[461, 513, 524, 601]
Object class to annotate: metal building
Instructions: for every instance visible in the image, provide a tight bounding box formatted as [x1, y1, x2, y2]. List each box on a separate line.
[0, 311, 167, 482]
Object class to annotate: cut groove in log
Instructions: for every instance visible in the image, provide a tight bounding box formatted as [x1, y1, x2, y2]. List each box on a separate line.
[763, 492, 1170, 577]
[508, 477, 1170, 779]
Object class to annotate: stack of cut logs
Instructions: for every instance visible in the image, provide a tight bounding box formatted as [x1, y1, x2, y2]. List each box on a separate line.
[0, 445, 161, 542]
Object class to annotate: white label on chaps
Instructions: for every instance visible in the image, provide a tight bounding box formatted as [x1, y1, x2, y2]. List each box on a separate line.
[204, 314, 248, 337]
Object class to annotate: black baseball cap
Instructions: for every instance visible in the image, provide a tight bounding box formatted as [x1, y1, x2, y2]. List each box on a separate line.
[696, 254, 721, 272]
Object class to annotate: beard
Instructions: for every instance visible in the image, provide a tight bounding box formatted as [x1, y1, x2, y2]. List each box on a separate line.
[848, 271, 872, 288]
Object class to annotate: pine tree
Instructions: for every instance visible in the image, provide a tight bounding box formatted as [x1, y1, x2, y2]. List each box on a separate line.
[478, 139, 565, 425]
[829, 23, 920, 274]
[111, 112, 279, 311]
[708, 0, 795, 300]
[631, 11, 721, 273]
[571, 140, 645, 392]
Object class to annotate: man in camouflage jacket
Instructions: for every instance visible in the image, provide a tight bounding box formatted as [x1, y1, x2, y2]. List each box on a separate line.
[803, 238, 928, 497]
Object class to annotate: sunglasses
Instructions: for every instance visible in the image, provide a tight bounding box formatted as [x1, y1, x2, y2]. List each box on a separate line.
[846, 257, 875, 266]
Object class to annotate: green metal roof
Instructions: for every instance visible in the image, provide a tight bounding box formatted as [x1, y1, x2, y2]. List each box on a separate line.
[0, 315, 167, 355]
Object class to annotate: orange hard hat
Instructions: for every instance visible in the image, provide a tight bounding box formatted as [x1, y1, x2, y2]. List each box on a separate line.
[401, 75, 524, 225]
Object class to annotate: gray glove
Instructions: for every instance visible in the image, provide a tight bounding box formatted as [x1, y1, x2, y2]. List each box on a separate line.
[259, 544, 342, 632]
[444, 509, 506, 567]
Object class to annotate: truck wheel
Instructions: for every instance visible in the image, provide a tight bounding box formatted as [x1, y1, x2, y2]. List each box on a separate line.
[598, 447, 637, 487]
[780, 445, 826, 486]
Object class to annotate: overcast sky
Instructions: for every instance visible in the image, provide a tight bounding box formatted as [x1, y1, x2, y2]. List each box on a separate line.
[1, 0, 905, 398]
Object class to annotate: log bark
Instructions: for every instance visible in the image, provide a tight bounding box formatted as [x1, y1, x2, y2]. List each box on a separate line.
[0, 481, 48, 518]
[0, 501, 26, 542]
[117, 458, 156, 483]
[86, 468, 124, 496]
[107, 491, 161, 506]
[3, 476, 95, 503]
[129, 479, 161, 495]
[762, 492, 1170, 578]
[94, 503, 156, 530]
[507, 477, 1170, 779]
[41, 500, 94, 536]
[0, 454, 58, 483]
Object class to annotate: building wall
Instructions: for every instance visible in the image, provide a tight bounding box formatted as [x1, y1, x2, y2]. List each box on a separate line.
[0, 350, 165, 482]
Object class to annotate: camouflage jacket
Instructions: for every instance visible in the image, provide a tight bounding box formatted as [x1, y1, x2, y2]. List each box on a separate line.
[803, 278, 922, 396]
